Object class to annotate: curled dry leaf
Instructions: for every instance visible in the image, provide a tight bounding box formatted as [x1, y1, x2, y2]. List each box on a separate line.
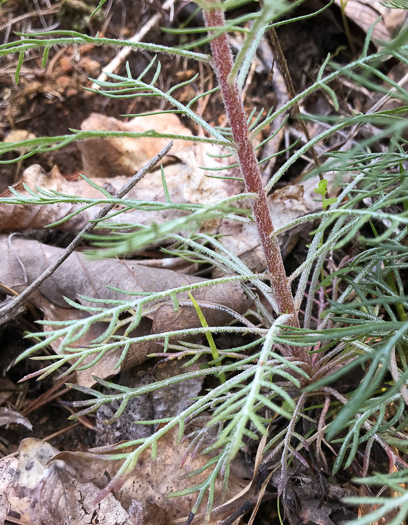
[0, 235, 248, 311]
[78, 112, 195, 178]
[334, 0, 407, 43]
[0, 111, 323, 272]
[0, 137, 242, 234]
[2, 235, 249, 313]
[0, 235, 251, 386]
[0, 434, 248, 525]
[0, 407, 32, 430]
[0, 163, 189, 233]
[0, 438, 135, 525]
[0, 161, 323, 270]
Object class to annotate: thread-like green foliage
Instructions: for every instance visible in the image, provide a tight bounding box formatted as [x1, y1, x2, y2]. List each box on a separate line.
[2, 1, 408, 523]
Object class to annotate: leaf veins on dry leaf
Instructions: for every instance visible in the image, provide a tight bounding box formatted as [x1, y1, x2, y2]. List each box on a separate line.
[0, 432, 248, 525]
[0, 234, 251, 386]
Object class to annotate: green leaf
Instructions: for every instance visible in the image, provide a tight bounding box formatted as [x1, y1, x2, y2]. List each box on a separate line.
[90, 0, 109, 18]
[187, 292, 226, 384]
[381, 0, 408, 8]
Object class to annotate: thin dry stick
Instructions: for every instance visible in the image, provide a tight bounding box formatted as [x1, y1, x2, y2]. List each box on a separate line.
[0, 141, 173, 326]
[260, 54, 287, 183]
[0, 2, 61, 34]
[367, 71, 408, 115]
[22, 373, 75, 416]
[90, 0, 176, 90]
[267, 25, 321, 174]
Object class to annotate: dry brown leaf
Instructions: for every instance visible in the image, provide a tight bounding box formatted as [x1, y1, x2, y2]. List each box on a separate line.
[334, 0, 407, 43]
[0, 235, 251, 386]
[0, 163, 188, 233]
[36, 303, 150, 388]
[0, 407, 32, 430]
[79, 112, 195, 178]
[77, 114, 242, 205]
[57, 429, 248, 524]
[0, 111, 318, 272]
[0, 144, 242, 234]
[0, 434, 247, 525]
[0, 112, 242, 238]
[0, 235, 248, 311]
[0, 159, 321, 270]
[0, 439, 135, 525]
[1, 113, 242, 235]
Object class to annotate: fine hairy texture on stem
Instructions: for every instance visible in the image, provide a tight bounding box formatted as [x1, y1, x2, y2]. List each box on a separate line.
[203, 1, 304, 359]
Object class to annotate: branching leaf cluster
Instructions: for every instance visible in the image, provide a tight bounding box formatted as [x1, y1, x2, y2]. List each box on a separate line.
[2, 0, 408, 523]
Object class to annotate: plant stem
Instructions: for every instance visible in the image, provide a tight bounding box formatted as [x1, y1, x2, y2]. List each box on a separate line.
[203, 1, 304, 360]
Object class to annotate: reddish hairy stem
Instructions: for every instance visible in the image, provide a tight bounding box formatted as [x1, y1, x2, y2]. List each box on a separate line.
[203, 3, 304, 359]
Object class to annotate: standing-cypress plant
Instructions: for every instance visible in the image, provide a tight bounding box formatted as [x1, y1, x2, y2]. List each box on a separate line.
[2, 1, 408, 523]
[202, 1, 303, 352]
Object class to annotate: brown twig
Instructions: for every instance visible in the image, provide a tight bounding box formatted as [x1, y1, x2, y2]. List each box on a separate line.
[0, 2, 61, 34]
[0, 141, 173, 327]
[266, 25, 321, 176]
[261, 53, 287, 183]
[22, 373, 75, 416]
